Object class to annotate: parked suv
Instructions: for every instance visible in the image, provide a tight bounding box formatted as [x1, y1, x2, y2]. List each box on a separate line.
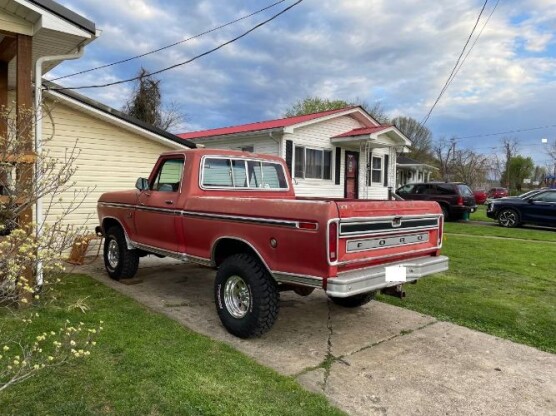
[396, 182, 477, 220]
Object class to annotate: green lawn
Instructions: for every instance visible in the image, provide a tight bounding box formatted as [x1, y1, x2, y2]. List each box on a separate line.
[469, 204, 490, 222]
[378, 225, 556, 353]
[0, 276, 343, 416]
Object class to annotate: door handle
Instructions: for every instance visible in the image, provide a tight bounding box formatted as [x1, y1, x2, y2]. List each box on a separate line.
[165, 200, 174, 205]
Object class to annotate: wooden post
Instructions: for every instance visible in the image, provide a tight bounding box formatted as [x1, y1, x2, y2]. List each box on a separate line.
[0, 61, 7, 190]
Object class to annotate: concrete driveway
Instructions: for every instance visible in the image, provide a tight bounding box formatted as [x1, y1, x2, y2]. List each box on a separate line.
[78, 257, 556, 416]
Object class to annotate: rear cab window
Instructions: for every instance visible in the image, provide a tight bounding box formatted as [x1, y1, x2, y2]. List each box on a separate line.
[201, 156, 288, 190]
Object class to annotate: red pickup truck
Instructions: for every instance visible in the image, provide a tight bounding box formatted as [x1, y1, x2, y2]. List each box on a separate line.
[97, 149, 448, 338]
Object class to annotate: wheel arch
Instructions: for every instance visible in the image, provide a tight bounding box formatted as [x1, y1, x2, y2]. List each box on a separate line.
[102, 217, 134, 250]
[211, 237, 273, 276]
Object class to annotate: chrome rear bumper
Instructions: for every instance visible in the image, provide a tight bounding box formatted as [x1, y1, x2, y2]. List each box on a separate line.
[326, 255, 449, 298]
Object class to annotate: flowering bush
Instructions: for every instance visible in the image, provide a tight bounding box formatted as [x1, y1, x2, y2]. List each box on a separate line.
[0, 319, 102, 393]
[0, 104, 99, 393]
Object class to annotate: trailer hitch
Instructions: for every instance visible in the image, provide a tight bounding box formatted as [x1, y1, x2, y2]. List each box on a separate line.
[381, 284, 406, 299]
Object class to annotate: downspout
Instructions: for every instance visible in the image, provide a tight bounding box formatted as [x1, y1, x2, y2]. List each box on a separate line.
[34, 46, 84, 287]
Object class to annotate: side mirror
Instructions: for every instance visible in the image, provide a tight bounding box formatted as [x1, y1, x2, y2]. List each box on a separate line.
[135, 177, 149, 191]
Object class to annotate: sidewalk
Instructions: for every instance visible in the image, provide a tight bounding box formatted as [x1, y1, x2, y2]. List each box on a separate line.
[76, 257, 556, 416]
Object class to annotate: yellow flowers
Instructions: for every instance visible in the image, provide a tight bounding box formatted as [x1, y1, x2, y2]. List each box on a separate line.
[2, 345, 9, 352]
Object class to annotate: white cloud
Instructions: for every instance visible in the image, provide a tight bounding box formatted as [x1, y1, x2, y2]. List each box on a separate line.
[51, 0, 556, 163]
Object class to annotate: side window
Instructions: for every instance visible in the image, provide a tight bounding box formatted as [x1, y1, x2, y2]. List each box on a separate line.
[398, 184, 414, 194]
[533, 191, 556, 203]
[203, 158, 233, 187]
[437, 184, 455, 195]
[202, 157, 288, 189]
[151, 158, 184, 192]
[413, 184, 427, 194]
[231, 159, 248, 187]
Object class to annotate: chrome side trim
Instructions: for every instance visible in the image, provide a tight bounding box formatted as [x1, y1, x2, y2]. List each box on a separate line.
[98, 202, 305, 229]
[132, 242, 189, 261]
[187, 254, 214, 267]
[131, 241, 213, 268]
[272, 272, 323, 288]
[327, 255, 449, 298]
[211, 236, 273, 275]
[182, 210, 299, 228]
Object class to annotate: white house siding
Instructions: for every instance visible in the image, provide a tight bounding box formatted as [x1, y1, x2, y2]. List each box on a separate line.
[196, 135, 280, 156]
[358, 147, 396, 200]
[42, 99, 176, 232]
[285, 115, 361, 198]
[0, 9, 34, 35]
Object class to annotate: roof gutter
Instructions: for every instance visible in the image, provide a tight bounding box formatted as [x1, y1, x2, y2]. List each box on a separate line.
[34, 45, 85, 287]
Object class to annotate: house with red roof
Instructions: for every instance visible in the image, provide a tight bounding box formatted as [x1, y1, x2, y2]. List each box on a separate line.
[179, 106, 411, 199]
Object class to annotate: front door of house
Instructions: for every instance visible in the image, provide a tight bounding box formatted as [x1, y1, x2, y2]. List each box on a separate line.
[344, 151, 359, 199]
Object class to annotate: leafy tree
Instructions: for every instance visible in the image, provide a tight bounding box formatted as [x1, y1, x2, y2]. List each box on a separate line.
[123, 67, 185, 131]
[392, 116, 433, 162]
[498, 137, 519, 187]
[284, 96, 389, 124]
[502, 156, 534, 191]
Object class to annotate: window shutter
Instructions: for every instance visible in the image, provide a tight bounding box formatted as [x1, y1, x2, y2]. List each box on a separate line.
[285, 140, 293, 177]
[367, 150, 373, 186]
[384, 154, 389, 187]
[335, 147, 341, 185]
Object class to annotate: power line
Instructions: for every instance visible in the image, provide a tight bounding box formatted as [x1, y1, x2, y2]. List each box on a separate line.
[449, 0, 500, 88]
[421, 0, 490, 126]
[455, 123, 556, 140]
[47, 0, 303, 91]
[50, 0, 287, 82]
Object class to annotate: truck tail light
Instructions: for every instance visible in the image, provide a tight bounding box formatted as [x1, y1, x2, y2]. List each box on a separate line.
[329, 222, 338, 262]
[457, 196, 464, 206]
[438, 215, 444, 246]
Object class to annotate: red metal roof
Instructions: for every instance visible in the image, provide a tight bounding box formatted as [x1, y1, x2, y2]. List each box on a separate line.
[331, 125, 392, 138]
[178, 106, 358, 140]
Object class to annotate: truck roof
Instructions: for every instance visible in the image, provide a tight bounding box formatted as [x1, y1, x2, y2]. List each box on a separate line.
[158, 148, 287, 164]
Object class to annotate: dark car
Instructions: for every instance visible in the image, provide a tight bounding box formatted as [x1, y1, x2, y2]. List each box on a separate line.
[396, 182, 477, 220]
[486, 189, 556, 228]
[474, 189, 487, 205]
[487, 187, 509, 198]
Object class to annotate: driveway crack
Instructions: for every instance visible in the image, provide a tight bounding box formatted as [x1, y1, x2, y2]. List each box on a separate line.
[322, 298, 335, 391]
[342, 320, 438, 359]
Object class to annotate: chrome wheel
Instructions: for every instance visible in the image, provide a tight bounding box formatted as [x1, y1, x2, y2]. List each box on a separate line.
[107, 239, 120, 269]
[224, 275, 251, 319]
[498, 209, 518, 227]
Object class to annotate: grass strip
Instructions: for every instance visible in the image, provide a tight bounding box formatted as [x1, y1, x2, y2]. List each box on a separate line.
[0, 275, 344, 416]
[378, 234, 556, 353]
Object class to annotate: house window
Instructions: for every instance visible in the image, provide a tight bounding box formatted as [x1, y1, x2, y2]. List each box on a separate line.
[367, 155, 382, 185]
[294, 146, 332, 179]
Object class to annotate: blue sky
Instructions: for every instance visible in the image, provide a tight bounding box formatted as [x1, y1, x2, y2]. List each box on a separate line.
[52, 0, 556, 170]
